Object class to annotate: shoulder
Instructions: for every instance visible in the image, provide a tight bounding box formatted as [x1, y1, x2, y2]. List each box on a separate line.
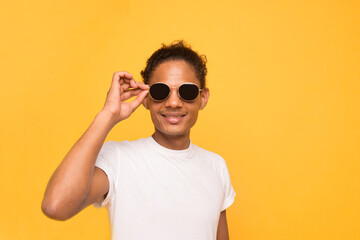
[97, 138, 151, 167]
[191, 144, 227, 166]
[102, 137, 150, 153]
[192, 144, 223, 158]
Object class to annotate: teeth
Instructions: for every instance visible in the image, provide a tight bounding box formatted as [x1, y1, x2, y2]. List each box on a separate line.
[161, 114, 184, 118]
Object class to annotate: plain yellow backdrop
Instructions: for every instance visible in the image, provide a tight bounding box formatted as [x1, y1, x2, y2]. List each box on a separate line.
[1, 0, 359, 239]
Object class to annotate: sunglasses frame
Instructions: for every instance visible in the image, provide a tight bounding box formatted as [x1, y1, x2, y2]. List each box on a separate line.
[149, 82, 203, 102]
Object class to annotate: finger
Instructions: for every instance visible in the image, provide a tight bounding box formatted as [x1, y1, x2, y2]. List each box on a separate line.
[128, 81, 149, 91]
[112, 71, 133, 86]
[121, 81, 145, 92]
[135, 81, 150, 90]
[130, 79, 139, 89]
[120, 78, 144, 92]
[130, 90, 149, 110]
[124, 79, 149, 90]
[121, 80, 149, 94]
[113, 71, 133, 81]
[120, 81, 132, 92]
[121, 89, 142, 101]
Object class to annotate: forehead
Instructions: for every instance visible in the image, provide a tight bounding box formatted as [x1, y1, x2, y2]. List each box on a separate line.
[148, 60, 200, 87]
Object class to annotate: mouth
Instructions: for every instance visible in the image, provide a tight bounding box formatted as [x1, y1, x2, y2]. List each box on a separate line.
[160, 113, 187, 124]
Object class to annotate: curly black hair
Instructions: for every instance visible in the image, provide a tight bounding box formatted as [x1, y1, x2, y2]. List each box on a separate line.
[141, 40, 207, 89]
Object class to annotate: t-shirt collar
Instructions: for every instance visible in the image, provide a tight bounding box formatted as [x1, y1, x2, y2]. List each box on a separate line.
[147, 136, 193, 158]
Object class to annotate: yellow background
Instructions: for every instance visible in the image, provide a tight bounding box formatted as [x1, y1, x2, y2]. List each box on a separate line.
[1, 0, 359, 239]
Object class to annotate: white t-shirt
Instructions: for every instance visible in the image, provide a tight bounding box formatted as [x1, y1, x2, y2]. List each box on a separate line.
[93, 136, 236, 240]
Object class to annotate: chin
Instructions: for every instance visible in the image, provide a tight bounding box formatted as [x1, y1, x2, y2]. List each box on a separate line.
[155, 126, 190, 138]
[161, 130, 189, 137]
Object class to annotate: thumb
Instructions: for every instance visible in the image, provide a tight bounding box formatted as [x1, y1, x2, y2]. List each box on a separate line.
[129, 90, 149, 111]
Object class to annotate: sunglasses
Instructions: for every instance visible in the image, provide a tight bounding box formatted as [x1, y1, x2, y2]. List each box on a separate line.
[149, 83, 203, 102]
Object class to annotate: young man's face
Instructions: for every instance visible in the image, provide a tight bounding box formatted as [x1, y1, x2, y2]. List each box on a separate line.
[143, 60, 209, 139]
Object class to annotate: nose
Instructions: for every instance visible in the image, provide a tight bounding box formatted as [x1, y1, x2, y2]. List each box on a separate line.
[164, 89, 183, 108]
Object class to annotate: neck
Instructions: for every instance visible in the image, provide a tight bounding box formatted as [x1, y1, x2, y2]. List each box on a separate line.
[152, 131, 190, 150]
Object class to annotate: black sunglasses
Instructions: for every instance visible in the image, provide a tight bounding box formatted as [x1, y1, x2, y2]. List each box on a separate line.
[149, 83, 203, 102]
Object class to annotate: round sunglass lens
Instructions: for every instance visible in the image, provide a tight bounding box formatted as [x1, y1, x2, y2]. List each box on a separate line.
[179, 84, 199, 101]
[150, 83, 170, 101]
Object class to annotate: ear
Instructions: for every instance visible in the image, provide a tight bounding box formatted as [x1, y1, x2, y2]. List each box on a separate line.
[142, 95, 149, 110]
[200, 88, 210, 110]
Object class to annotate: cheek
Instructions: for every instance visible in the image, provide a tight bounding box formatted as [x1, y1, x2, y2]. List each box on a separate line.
[149, 105, 161, 123]
[189, 111, 199, 125]
[185, 106, 200, 124]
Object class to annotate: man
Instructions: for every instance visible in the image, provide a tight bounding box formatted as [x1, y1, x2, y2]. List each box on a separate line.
[42, 41, 236, 240]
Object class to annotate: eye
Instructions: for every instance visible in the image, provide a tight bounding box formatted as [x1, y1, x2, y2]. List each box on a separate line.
[179, 84, 199, 101]
[149, 83, 170, 101]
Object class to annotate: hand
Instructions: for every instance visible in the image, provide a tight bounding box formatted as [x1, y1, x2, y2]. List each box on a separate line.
[101, 71, 149, 125]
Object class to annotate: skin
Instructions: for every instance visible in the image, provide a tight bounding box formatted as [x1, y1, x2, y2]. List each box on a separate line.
[143, 60, 209, 150]
[41, 60, 229, 240]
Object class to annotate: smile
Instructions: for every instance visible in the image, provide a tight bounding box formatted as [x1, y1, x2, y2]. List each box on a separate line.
[160, 113, 187, 124]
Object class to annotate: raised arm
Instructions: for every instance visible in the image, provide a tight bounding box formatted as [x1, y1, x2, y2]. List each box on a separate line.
[41, 72, 149, 220]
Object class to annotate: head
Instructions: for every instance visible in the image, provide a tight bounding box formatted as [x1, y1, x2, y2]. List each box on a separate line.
[141, 40, 210, 140]
[141, 40, 207, 89]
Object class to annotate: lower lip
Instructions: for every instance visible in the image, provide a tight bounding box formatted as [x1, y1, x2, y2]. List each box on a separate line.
[162, 115, 184, 124]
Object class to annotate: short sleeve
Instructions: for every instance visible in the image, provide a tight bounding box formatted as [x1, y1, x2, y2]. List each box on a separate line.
[92, 141, 119, 208]
[220, 158, 236, 211]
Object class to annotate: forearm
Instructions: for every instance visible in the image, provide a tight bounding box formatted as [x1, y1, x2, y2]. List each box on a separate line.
[42, 110, 115, 219]
[217, 210, 230, 240]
